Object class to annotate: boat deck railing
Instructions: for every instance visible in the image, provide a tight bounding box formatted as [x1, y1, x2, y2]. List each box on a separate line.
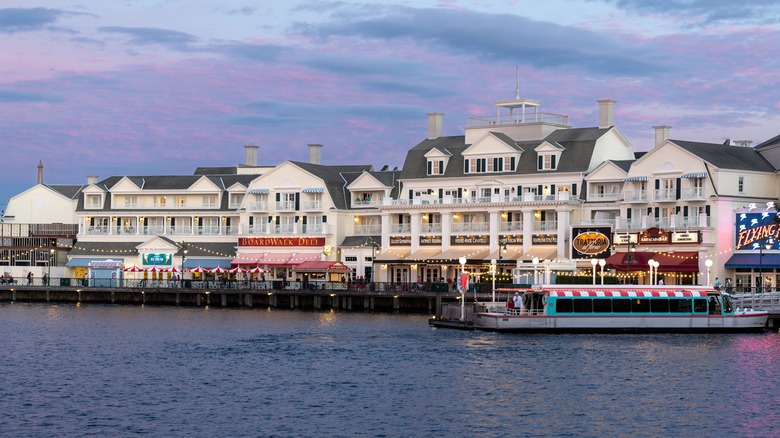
[730, 292, 780, 313]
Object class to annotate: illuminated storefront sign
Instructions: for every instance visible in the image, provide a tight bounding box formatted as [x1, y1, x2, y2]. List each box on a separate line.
[451, 235, 489, 245]
[672, 231, 700, 244]
[638, 227, 670, 245]
[390, 236, 412, 246]
[239, 237, 326, 247]
[571, 227, 611, 258]
[735, 210, 780, 250]
[143, 253, 172, 265]
[420, 236, 443, 245]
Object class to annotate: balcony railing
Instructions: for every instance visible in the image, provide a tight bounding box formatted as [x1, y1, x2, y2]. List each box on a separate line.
[680, 187, 705, 200]
[390, 224, 411, 233]
[451, 221, 490, 233]
[302, 201, 322, 211]
[588, 192, 620, 201]
[354, 224, 382, 235]
[421, 223, 442, 233]
[382, 192, 579, 207]
[249, 202, 268, 212]
[623, 190, 648, 202]
[276, 201, 295, 211]
[499, 222, 523, 232]
[466, 112, 569, 127]
[533, 220, 558, 231]
[353, 199, 384, 208]
[653, 189, 676, 202]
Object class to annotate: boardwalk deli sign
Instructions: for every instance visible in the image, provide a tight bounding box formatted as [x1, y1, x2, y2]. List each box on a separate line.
[735, 206, 780, 250]
[239, 237, 326, 247]
[571, 227, 611, 259]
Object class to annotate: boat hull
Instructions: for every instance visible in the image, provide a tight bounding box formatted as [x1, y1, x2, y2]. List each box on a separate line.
[471, 312, 770, 333]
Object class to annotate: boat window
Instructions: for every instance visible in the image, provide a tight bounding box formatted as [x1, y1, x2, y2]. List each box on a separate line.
[612, 299, 631, 313]
[556, 298, 573, 313]
[693, 298, 708, 313]
[631, 299, 650, 313]
[669, 299, 692, 313]
[593, 299, 612, 313]
[650, 299, 669, 313]
[573, 298, 593, 313]
[722, 295, 733, 313]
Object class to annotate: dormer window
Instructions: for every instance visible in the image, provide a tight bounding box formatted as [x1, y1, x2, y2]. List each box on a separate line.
[463, 156, 516, 174]
[427, 160, 444, 175]
[538, 154, 557, 171]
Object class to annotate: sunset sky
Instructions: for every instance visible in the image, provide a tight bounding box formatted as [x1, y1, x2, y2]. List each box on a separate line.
[3, 1, 780, 208]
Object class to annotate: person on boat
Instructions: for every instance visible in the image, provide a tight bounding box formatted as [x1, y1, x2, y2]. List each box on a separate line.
[513, 292, 522, 312]
[506, 295, 514, 310]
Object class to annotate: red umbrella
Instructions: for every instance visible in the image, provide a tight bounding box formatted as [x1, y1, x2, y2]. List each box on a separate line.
[124, 265, 144, 272]
[211, 266, 228, 274]
[248, 266, 266, 274]
[164, 266, 182, 273]
[228, 267, 246, 274]
[146, 266, 163, 273]
[189, 266, 207, 273]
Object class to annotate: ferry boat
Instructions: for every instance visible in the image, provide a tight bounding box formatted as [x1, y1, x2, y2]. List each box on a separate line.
[471, 285, 769, 333]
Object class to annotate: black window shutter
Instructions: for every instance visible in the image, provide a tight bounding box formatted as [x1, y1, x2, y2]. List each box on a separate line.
[295, 215, 299, 223]
[572, 184, 577, 196]
[399, 214, 404, 224]
[408, 189, 413, 200]
[171, 217, 176, 226]
[551, 155, 556, 169]
[538, 155, 543, 169]
[647, 207, 652, 216]
[294, 193, 299, 210]
[438, 188, 443, 199]
[655, 179, 660, 190]
[249, 216, 253, 226]
[550, 184, 556, 194]
[508, 212, 513, 221]
[268, 216, 273, 223]
[322, 215, 327, 223]
[705, 205, 711, 216]
[275, 216, 279, 225]
[464, 159, 469, 173]
[627, 209, 632, 219]
[537, 184, 543, 195]
[302, 216, 307, 225]
[675, 206, 681, 214]
[676, 178, 681, 199]
[517, 185, 522, 196]
[439, 160, 444, 174]
[197, 217, 201, 226]
[427, 161, 432, 174]
[511, 156, 516, 170]
[276, 192, 280, 202]
[457, 188, 462, 198]
[654, 207, 659, 218]
[683, 206, 689, 216]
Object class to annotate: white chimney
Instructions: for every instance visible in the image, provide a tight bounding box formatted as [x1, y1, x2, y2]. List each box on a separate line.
[87, 175, 98, 184]
[597, 100, 616, 129]
[653, 125, 671, 147]
[308, 144, 322, 165]
[244, 145, 259, 166]
[37, 160, 44, 185]
[734, 139, 753, 147]
[427, 113, 444, 139]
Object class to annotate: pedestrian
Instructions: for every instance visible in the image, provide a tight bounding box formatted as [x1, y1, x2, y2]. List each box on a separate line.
[513, 292, 523, 312]
[725, 278, 733, 293]
[43, 273, 49, 285]
[658, 278, 664, 285]
[714, 277, 721, 290]
[27, 271, 33, 285]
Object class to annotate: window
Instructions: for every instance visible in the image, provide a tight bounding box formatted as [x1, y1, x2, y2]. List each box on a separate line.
[86, 195, 102, 208]
[650, 299, 669, 313]
[154, 196, 167, 208]
[593, 299, 612, 313]
[631, 299, 650, 313]
[693, 298, 708, 313]
[124, 196, 138, 208]
[738, 177, 745, 193]
[175, 196, 186, 207]
[555, 298, 573, 313]
[669, 299, 692, 313]
[428, 160, 444, 175]
[538, 154, 557, 170]
[612, 299, 631, 313]
[572, 299, 593, 313]
[202, 195, 217, 208]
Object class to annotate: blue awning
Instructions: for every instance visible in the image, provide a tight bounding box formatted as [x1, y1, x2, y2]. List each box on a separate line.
[681, 172, 707, 178]
[249, 188, 269, 194]
[624, 176, 648, 181]
[303, 187, 324, 193]
[725, 253, 780, 268]
[66, 257, 113, 267]
[183, 259, 232, 269]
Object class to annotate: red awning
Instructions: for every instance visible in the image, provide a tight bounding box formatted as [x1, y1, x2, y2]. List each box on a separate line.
[605, 251, 698, 272]
[259, 253, 292, 266]
[288, 253, 322, 265]
[295, 261, 351, 273]
[231, 253, 264, 265]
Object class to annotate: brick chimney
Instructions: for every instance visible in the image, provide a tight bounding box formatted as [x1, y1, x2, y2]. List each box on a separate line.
[597, 100, 616, 129]
[244, 145, 259, 166]
[427, 113, 444, 139]
[653, 125, 671, 147]
[37, 160, 43, 185]
[308, 144, 322, 165]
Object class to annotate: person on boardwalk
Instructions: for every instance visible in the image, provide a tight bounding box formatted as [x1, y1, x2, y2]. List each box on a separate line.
[714, 277, 721, 290]
[27, 271, 33, 285]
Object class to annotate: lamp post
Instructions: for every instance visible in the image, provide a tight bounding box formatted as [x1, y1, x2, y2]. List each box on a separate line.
[48, 248, 54, 285]
[625, 233, 635, 284]
[459, 256, 467, 321]
[532, 257, 539, 285]
[705, 259, 713, 286]
[648, 258, 655, 285]
[491, 258, 497, 303]
[599, 259, 606, 285]
[590, 258, 598, 285]
[652, 260, 659, 285]
[758, 242, 771, 293]
[181, 246, 188, 288]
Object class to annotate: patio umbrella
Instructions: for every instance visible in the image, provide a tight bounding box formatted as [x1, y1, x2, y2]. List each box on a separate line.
[146, 266, 162, 273]
[165, 266, 182, 273]
[211, 266, 228, 274]
[189, 266, 207, 273]
[124, 265, 144, 272]
[248, 266, 266, 274]
[228, 267, 246, 274]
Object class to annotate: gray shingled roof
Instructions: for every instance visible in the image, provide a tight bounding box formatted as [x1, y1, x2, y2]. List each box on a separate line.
[399, 127, 610, 181]
[45, 184, 85, 200]
[610, 160, 634, 172]
[672, 140, 775, 172]
[340, 235, 381, 247]
[289, 161, 373, 210]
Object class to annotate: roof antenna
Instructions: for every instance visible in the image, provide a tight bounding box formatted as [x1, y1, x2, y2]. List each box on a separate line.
[515, 65, 520, 99]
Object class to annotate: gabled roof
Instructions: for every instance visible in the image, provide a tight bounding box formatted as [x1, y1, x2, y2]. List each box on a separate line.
[194, 166, 237, 175]
[671, 140, 775, 172]
[609, 160, 635, 172]
[289, 161, 374, 210]
[44, 184, 85, 199]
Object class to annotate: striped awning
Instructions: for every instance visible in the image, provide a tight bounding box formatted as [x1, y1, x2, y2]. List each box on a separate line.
[624, 176, 648, 181]
[302, 187, 324, 193]
[548, 290, 709, 297]
[681, 172, 707, 178]
[66, 257, 113, 267]
[249, 188, 269, 194]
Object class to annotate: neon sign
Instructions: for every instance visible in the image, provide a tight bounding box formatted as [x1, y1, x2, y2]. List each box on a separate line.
[735, 211, 780, 250]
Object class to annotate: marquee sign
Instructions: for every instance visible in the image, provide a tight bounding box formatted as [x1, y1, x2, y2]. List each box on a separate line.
[143, 253, 172, 265]
[390, 236, 412, 246]
[571, 227, 611, 258]
[239, 237, 326, 247]
[672, 231, 700, 244]
[638, 227, 670, 245]
[735, 210, 780, 250]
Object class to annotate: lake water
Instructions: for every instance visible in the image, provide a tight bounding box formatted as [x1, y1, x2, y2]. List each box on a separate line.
[1, 303, 779, 437]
